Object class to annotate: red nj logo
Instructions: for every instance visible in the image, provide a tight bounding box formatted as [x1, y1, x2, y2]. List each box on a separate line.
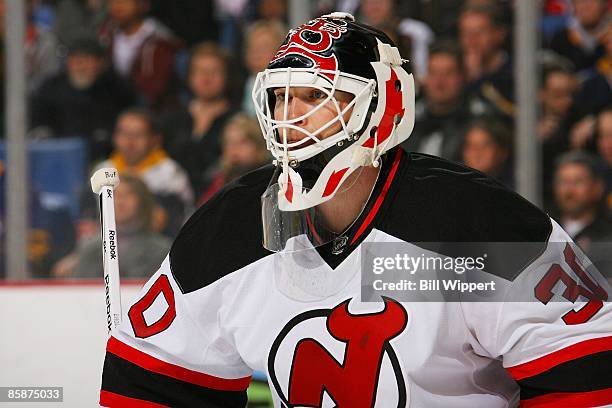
[268, 297, 408, 407]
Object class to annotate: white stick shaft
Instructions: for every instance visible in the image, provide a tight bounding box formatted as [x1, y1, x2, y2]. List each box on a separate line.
[100, 186, 122, 334]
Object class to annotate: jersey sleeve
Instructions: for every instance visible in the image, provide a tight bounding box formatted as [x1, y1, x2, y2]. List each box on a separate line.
[99, 256, 252, 407]
[462, 219, 612, 407]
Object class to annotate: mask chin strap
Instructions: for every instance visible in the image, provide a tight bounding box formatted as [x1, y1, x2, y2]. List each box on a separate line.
[281, 157, 290, 179]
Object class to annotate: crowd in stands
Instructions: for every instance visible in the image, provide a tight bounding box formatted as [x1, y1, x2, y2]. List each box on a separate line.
[0, 0, 610, 279]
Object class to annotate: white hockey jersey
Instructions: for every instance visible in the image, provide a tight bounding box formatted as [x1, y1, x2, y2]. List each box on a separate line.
[100, 149, 612, 407]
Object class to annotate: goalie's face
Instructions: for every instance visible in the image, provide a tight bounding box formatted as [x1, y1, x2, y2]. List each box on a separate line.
[272, 86, 354, 146]
[253, 15, 417, 252]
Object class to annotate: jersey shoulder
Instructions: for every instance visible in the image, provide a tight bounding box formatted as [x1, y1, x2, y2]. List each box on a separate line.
[380, 152, 552, 280]
[169, 165, 274, 294]
[387, 152, 552, 242]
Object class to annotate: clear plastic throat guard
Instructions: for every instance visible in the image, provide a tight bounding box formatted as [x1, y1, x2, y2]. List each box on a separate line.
[261, 164, 370, 253]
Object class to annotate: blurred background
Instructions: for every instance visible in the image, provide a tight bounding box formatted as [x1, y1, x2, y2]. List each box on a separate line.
[0, 0, 610, 406]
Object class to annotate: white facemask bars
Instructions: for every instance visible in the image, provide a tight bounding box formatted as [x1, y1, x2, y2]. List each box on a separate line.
[252, 67, 376, 165]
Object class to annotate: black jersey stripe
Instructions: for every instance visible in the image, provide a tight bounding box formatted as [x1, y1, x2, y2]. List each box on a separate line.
[507, 336, 612, 381]
[520, 388, 612, 407]
[516, 351, 612, 400]
[100, 390, 167, 407]
[106, 336, 251, 390]
[101, 352, 248, 408]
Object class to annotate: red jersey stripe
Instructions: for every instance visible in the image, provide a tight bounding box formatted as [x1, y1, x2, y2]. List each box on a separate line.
[350, 148, 403, 246]
[506, 335, 612, 381]
[106, 336, 252, 391]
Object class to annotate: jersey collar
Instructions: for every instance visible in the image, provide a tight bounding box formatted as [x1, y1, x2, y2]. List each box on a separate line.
[316, 147, 405, 269]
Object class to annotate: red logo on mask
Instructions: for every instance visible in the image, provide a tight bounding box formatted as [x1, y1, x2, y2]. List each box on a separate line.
[270, 18, 347, 81]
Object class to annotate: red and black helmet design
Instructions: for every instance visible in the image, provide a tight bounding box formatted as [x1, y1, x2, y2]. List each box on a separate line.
[268, 14, 398, 83]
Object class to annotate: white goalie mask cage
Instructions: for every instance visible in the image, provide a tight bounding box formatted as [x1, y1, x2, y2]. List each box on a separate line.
[253, 21, 416, 252]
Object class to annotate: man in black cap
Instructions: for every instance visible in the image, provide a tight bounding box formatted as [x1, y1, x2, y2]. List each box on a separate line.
[29, 34, 138, 163]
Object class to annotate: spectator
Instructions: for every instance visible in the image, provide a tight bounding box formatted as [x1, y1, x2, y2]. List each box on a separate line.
[253, 0, 287, 23]
[402, 41, 483, 161]
[26, 2, 63, 94]
[96, 108, 194, 237]
[575, 25, 612, 118]
[568, 114, 599, 151]
[596, 106, 612, 212]
[541, 0, 572, 43]
[553, 151, 612, 256]
[199, 113, 269, 203]
[538, 61, 579, 143]
[54, 0, 107, 47]
[149, 0, 218, 47]
[215, 0, 248, 52]
[399, 0, 465, 38]
[30, 35, 138, 163]
[241, 19, 286, 117]
[101, 0, 183, 112]
[57, 175, 171, 279]
[358, 0, 434, 80]
[568, 24, 610, 151]
[163, 42, 238, 196]
[459, 3, 514, 120]
[548, 0, 609, 74]
[462, 118, 513, 187]
[538, 61, 580, 203]
[0, 0, 62, 95]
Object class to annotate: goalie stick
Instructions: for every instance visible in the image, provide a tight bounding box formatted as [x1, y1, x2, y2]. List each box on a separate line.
[91, 168, 122, 334]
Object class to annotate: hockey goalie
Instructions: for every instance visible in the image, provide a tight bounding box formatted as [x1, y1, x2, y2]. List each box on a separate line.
[99, 12, 612, 408]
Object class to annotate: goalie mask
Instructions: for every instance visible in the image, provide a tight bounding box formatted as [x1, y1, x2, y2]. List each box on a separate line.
[253, 12, 415, 252]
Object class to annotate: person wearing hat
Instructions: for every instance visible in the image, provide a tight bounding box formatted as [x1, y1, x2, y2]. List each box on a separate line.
[29, 34, 139, 163]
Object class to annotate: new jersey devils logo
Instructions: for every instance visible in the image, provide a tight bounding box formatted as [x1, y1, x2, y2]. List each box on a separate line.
[268, 297, 408, 407]
[270, 17, 348, 80]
